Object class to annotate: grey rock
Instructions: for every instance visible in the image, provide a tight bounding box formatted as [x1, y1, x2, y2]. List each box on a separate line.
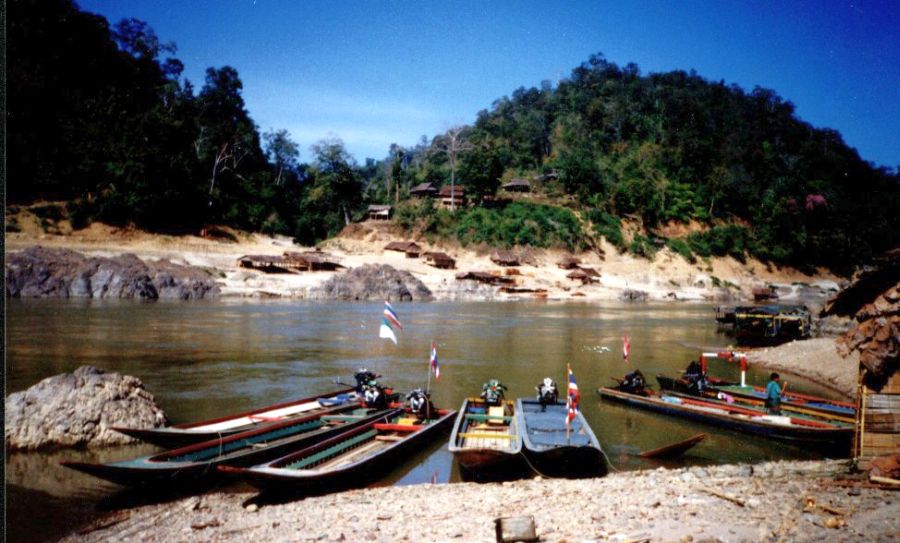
[620, 289, 649, 302]
[309, 264, 433, 302]
[5, 246, 219, 299]
[5, 365, 168, 450]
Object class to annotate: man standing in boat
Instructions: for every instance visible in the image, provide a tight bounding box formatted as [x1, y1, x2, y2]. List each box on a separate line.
[765, 373, 786, 414]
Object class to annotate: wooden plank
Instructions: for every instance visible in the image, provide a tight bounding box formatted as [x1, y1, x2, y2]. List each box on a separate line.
[862, 433, 900, 447]
[866, 394, 900, 409]
[866, 421, 900, 432]
[375, 435, 404, 442]
[458, 432, 516, 440]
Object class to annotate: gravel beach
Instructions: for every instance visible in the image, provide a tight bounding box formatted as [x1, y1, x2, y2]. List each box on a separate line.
[62, 460, 898, 543]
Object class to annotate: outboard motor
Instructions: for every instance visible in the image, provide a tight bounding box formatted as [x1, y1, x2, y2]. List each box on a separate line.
[406, 388, 435, 419]
[536, 377, 559, 410]
[480, 379, 507, 406]
[363, 382, 387, 409]
[354, 368, 379, 393]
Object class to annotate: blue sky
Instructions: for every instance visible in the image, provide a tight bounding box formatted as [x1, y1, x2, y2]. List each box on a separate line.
[79, 0, 899, 168]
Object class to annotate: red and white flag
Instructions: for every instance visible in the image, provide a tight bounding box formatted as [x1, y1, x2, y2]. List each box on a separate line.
[565, 364, 580, 426]
[623, 334, 631, 364]
[430, 341, 440, 381]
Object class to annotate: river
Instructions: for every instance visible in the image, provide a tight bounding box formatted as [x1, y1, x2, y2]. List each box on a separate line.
[5, 299, 846, 542]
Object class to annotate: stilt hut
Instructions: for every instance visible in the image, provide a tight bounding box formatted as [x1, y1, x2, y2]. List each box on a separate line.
[823, 249, 899, 469]
[367, 205, 393, 221]
[409, 182, 438, 198]
[236, 255, 291, 273]
[502, 178, 531, 193]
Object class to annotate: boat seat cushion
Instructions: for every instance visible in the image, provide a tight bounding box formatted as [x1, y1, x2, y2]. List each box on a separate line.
[488, 406, 505, 424]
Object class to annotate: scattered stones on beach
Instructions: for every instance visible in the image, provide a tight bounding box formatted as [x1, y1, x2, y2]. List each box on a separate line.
[60, 460, 900, 543]
[5, 366, 167, 451]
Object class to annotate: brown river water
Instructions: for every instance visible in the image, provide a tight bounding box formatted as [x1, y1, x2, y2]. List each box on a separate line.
[5, 299, 846, 542]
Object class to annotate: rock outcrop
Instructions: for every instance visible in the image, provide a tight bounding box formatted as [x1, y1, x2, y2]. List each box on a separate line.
[5, 246, 220, 299]
[309, 263, 433, 301]
[5, 366, 168, 451]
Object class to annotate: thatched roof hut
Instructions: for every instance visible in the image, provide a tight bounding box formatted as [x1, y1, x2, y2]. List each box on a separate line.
[490, 250, 520, 266]
[557, 256, 581, 269]
[410, 182, 438, 197]
[384, 241, 422, 257]
[237, 254, 291, 272]
[423, 251, 455, 269]
[502, 178, 531, 192]
[283, 251, 345, 271]
[367, 204, 392, 220]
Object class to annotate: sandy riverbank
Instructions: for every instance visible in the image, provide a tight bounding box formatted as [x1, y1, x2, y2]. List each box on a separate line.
[4, 216, 843, 303]
[61, 460, 898, 543]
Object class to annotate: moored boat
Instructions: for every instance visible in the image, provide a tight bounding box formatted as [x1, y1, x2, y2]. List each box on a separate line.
[61, 405, 391, 486]
[112, 388, 358, 449]
[220, 396, 456, 493]
[655, 375, 855, 423]
[516, 398, 606, 478]
[597, 386, 852, 452]
[448, 395, 523, 475]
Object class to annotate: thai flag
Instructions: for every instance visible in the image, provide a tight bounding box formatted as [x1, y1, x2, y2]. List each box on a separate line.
[383, 301, 402, 330]
[379, 317, 397, 344]
[623, 334, 631, 364]
[566, 365, 580, 425]
[430, 341, 440, 381]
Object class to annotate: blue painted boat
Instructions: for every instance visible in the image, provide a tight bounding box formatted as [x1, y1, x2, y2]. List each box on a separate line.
[220, 406, 457, 493]
[597, 387, 852, 452]
[516, 399, 606, 478]
[112, 388, 358, 449]
[61, 406, 391, 486]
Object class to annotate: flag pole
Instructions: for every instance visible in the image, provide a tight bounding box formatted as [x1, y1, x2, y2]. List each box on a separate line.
[425, 341, 434, 420]
[565, 364, 571, 443]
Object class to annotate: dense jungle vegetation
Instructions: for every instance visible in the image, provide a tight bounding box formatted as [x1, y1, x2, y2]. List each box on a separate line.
[8, 0, 898, 273]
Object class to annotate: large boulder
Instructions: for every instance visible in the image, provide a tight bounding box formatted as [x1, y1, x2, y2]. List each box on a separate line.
[5, 366, 168, 451]
[310, 263, 433, 301]
[5, 246, 220, 299]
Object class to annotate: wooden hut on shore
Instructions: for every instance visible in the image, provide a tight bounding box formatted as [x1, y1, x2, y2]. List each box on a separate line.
[237, 254, 292, 273]
[384, 241, 422, 258]
[423, 251, 456, 269]
[490, 250, 520, 267]
[283, 251, 345, 271]
[557, 256, 581, 269]
[823, 249, 899, 470]
[455, 271, 516, 285]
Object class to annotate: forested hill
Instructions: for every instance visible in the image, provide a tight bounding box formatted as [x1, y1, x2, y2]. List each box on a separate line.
[8, 1, 898, 274]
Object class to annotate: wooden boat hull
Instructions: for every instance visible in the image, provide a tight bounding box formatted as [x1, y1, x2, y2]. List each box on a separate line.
[597, 387, 852, 452]
[639, 433, 707, 459]
[448, 398, 523, 475]
[656, 375, 855, 422]
[516, 399, 606, 478]
[61, 406, 390, 486]
[111, 388, 357, 449]
[221, 408, 456, 493]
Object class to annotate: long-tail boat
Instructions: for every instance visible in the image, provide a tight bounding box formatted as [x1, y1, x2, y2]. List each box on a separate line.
[61, 405, 390, 486]
[655, 375, 855, 423]
[597, 385, 852, 451]
[112, 388, 357, 449]
[220, 403, 456, 493]
[448, 396, 523, 474]
[516, 398, 606, 478]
